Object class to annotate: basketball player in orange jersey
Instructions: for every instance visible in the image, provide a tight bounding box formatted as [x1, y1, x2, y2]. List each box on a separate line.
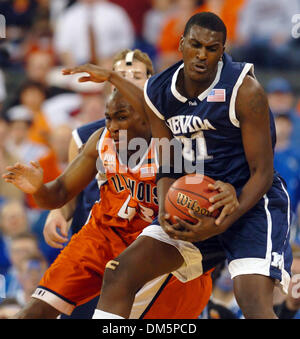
[3, 88, 238, 319]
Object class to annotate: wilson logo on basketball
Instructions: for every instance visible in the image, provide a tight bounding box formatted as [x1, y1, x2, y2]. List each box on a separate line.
[176, 192, 213, 217]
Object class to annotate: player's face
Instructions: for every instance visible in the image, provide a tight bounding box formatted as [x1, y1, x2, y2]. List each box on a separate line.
[179, 25, 225, 83]
[105, 99, 150, 153]
[113, 59, 149, 88]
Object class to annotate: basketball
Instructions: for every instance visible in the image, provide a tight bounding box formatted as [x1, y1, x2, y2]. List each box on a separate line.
[165, 174, 220, 224]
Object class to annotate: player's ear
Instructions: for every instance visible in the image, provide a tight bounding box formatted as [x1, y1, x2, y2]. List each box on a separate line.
[179, 36, 185, 53]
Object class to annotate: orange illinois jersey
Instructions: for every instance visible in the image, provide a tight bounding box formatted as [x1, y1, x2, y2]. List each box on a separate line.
[90, 128, 159, 246]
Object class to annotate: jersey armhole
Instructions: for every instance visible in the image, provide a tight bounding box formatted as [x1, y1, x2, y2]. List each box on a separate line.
[229, 63, 254, 128]
[72, 128, 83, 149]
[144, 79, 165, 120]
[95, 127, 106, 172]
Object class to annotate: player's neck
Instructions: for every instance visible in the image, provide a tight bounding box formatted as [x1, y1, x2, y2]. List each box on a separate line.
[178, 68, 218, 98]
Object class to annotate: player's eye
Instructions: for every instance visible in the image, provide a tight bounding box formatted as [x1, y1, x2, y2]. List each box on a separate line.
[118, 116, 127, 121]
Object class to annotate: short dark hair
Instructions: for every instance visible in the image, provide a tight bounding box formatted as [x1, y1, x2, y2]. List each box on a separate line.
[183, 12, 227, 45]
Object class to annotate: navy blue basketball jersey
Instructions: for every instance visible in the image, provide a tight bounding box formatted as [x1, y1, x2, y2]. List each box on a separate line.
[70, 119, 106, 234]
[144, 53, 277, 190]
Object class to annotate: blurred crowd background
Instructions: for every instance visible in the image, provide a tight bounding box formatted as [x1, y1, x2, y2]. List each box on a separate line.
[0, 0, 300, 319]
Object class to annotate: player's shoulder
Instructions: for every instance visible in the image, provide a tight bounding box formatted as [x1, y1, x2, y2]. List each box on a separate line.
[238, 75, 267, 104]
[236, 75, 269, 118]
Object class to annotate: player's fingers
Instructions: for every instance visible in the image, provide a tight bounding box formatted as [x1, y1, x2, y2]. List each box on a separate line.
[5, 165, 21, 172]
[208, 196, 232, 212]
[207, 181, 223, 191]
[47, 229, 68, 244]
[207, 183, 217, 190]
[165, 227, 191, 240]
[215, 204, 233, 225]
[2, 172, 15, 179]
[62, 66, 87, 75]
[173, 216, 198, 231]
[209, 190, 233, 203]
[2, 177, 15, 184]
[45, 237, 64, 249]
[78, 76, 92, 82]
[59, 222, 69, 238]
[30, 161, 41, 169]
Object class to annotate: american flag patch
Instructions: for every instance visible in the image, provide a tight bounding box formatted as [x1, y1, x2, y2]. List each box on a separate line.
[207, 89, 226, 102]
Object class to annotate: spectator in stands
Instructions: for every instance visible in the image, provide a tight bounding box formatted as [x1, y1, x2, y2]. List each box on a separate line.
[110, 0, 152, 39]
[0, 70, 7, 110]
[274, 246, 300, 319]
[70, 93, 106, 128]
[0, 200, 29, 276]
[142, 0, 174, 60]
[0, 298, 22, 319]
[4, 232, 41, 305]
[3, 51, 78, 120]
[199, 262, 242, 319]
[17, 80, 51, 146]
[6, 105, 49, 165]
[269, 78, 300, 244]
[54, 0, 135, 68]
[0, 118, 24, 204]
[195, 0, 245, 49]
[157, 0, 201, 70]
[267, 77, 300, 149]
[232, 0, 300, 68]
[0, 0, 38, 68]
[17, 251, 48, 305]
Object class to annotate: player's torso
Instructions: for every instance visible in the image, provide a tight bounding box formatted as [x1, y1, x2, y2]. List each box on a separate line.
[146, 53, 276, 189]
[93, 128, 159, 232]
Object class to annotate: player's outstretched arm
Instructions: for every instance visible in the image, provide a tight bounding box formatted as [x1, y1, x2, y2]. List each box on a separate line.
[62, 64, 146, 119]
[3, 129, 101, 210]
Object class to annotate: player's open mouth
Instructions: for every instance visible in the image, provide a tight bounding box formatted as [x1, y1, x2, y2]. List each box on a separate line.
[193, 63, 208, 73]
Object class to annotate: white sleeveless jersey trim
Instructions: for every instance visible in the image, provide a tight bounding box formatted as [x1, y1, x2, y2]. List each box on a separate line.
[96, 127, 107, 157]
[229, 63, 254, 128]
[96, 127, 107, 189]
[170, 63, 186, 103]
[72, 128, 83, 148]
[144, 79, 165, 120]
[170, 60, 224, 102]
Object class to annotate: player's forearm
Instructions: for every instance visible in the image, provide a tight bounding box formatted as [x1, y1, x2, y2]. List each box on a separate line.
[32, 177, 70, 210]
[108, 72, 146, 116]
[157, 177, 177, 215]
[219, 168, 273, 231]
[59, 197, 77, 221]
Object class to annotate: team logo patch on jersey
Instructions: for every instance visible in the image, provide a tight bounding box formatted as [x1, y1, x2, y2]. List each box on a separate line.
[207, 89, 226, 102]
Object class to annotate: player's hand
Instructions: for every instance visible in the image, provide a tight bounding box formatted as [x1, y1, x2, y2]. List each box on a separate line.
[164, 215, 220, 242]
[2, 161, 44, 194]
[43, 209, 69, 249]
[62, 63, 111, 83]
[207, 181, 239, 226]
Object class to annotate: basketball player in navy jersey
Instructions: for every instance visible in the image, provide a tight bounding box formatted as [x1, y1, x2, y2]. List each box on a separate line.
[62, 12, 292, 319]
